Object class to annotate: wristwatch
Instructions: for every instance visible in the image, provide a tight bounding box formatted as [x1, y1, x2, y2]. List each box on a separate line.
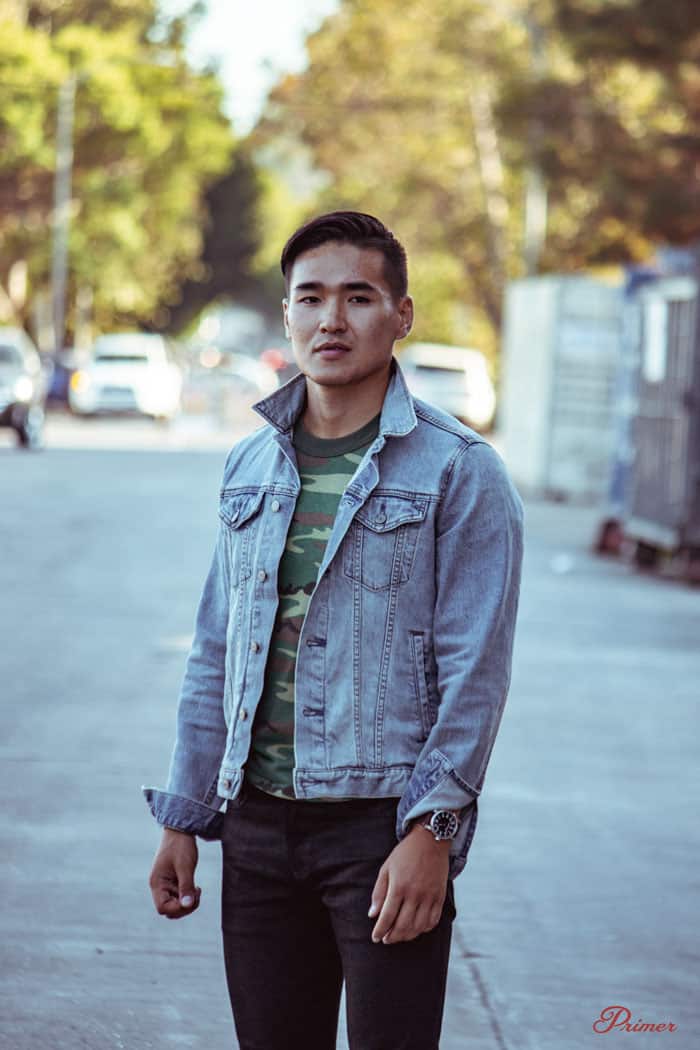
[419, 809, 461, 841]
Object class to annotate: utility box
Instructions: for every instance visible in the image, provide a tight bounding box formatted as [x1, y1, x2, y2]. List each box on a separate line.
[625, 275, 700, 555]
[500, 276, 622, 500]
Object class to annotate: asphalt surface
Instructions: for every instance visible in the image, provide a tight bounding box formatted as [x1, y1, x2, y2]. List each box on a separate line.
[1, 414, 698, 1049]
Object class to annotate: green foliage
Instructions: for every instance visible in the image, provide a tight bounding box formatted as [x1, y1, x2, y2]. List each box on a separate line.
[0, 0, 259, 336]
[258, 0, 534, 353]
[544, 0, 700, 250]
[257, 0, 700, 355]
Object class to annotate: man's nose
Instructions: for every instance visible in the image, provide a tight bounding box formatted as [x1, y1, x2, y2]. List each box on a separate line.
[320, 299, 347, 332]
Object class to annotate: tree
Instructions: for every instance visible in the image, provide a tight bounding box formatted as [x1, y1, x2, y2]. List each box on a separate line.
[164, 147, 263, 334]
[0, 1, 261, 338]
[256, 0, 700, 354]
[544, 0, 700, 249]
[257, 0, 542, 350]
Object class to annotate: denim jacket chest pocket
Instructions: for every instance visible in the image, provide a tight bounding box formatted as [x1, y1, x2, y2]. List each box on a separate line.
[218, 488, 265, 587]
[342, 494, 428, 591]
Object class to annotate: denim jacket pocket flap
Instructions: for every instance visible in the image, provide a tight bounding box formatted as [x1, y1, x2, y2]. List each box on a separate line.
[354, 495, 428, 533]
[219, 489, 265, 530]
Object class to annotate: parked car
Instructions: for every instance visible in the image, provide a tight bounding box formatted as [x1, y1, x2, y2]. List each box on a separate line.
[0, 326, 47, 448]
[69, 332, 182, 420]
[217, 351, 281, 400]
[260, 346, 300, 384]
[398, 342, 496, 431]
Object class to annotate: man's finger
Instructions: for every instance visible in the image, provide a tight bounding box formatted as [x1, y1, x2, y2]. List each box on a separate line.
[168, 885, 201, 917]
[381, 898, 421, 944]
[150, 866, 201, 920]
[150, 874, 177, 914]
[153, 884, 181, 917]
[400, 900, 433, 941]
[428, 901, 444, 930]
[173, 860, 197, 909]
[160, 888, 202, 920]
[368, 867, 388, 920]
[371, 889, 403, 943]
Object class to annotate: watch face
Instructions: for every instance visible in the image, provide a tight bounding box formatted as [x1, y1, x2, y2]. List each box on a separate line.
[430, 811, 459, 840]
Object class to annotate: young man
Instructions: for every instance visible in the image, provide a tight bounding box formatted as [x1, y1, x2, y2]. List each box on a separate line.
[146, 211, 523, 1049]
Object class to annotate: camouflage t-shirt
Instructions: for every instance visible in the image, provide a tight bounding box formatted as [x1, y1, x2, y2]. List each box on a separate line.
[244, 411, 381, 799]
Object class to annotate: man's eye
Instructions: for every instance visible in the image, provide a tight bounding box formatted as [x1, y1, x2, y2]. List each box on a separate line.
[298, 296, 320, 304]
[350, 296, 370, 303]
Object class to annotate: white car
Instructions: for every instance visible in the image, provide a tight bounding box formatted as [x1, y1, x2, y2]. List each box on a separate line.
[69, 333, 182, 420]
[398, 342, 496, 431]
[0, 326, 47, 448]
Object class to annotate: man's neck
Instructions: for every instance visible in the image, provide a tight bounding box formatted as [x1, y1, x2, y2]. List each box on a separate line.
[301, 367, 391, 439]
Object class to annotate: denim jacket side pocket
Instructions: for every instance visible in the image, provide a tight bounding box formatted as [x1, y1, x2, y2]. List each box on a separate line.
[409, 630, 438, 738]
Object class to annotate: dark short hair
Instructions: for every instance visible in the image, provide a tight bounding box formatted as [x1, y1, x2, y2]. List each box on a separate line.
[280, 210, 408, 300]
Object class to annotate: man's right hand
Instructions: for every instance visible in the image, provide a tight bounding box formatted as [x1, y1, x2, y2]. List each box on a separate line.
[149, 827, 201, 919]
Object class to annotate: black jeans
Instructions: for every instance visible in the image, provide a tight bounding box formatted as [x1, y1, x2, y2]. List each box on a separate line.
[221, 780, 456, 1050]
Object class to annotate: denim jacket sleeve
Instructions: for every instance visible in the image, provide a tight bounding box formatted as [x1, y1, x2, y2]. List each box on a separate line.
[142, 466, 232, 839]
[395, 439, 524, 877]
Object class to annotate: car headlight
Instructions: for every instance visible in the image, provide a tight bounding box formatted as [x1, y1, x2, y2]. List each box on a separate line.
[70, 370, 91, 393]
[14, 376, 33, 402]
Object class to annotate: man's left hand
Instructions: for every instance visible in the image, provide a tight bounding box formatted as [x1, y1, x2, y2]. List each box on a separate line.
[368, 823, 450, 944]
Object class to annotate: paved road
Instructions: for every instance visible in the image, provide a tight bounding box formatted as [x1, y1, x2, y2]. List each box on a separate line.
[1, 421, 698, 1049]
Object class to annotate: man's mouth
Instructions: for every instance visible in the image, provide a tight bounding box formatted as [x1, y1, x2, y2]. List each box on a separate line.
[315, 342, 351, 359]
[315, 342, 351, 353]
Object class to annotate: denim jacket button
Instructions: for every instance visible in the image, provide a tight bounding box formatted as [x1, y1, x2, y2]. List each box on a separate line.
[239, 708, 248, 721]
[250, 640, 260, 652]
[257, 569, 267, 581]
[271, 499, 280, 512]
[221, 778, 231, 790]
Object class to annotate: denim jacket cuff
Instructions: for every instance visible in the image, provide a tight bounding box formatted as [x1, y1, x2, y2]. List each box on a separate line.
[142, 786, 225, 840]
[396, 749, 481, 879]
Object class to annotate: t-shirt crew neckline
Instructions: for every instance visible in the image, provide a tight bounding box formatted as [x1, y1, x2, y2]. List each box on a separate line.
[293, 412, 382, 457]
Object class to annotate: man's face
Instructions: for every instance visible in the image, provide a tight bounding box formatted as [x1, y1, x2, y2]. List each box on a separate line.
[283, 240, 413, 389]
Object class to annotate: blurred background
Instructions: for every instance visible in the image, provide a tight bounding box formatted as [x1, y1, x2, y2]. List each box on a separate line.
[2, 2, 699, 1048]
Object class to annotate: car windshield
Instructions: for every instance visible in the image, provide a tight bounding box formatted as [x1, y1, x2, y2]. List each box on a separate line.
[0, 345, 22, 365]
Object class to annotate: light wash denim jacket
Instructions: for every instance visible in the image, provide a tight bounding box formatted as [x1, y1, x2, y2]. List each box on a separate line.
[143, 357, 523, 879]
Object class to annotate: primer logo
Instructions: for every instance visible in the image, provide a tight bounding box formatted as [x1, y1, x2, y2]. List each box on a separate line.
[593, 1005, 678, 1034]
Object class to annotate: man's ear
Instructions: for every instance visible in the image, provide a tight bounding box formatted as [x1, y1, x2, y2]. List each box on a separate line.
[282, 298, 290, 339]
[397, 295, 414, 340]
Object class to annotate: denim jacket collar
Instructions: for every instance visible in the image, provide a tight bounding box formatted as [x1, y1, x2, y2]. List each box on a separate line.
[251, 355, 418, 439]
